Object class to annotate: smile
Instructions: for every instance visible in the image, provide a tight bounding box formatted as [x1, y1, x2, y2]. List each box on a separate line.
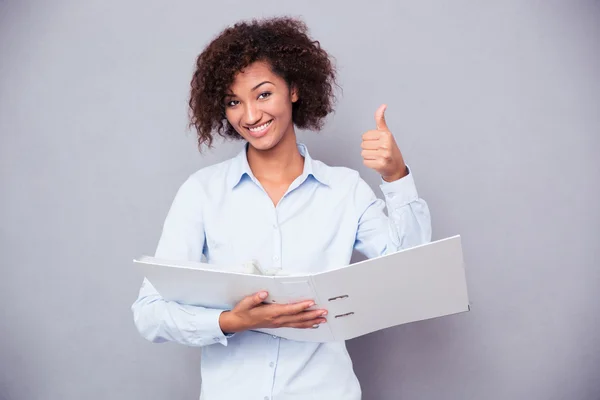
[248, 120, 273, 134]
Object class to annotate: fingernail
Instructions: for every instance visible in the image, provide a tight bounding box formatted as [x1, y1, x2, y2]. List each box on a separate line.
[321, 311, 328, 316]
[312, 324, 319, 329]
[259, 292, 267, 299]
[308, 302, 315, 307]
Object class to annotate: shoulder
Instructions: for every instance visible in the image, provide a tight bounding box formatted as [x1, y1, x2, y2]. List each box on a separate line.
[310, 156, 366, 190]
[175, 155, 239, 197]
[188, 157, 234, 184]
[310, 157, 377, 217]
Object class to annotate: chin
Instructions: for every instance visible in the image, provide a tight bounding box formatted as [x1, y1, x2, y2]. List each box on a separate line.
[247, 137, 279, 151]
[245, 130, 285, 151]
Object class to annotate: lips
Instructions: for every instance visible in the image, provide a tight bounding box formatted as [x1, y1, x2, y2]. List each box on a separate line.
[246, 120, 273, 138]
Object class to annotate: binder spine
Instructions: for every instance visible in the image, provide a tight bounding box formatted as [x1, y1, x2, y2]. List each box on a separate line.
[308, 275, 336, 341]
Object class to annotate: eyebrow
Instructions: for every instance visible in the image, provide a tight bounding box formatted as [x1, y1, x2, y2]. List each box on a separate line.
[225, 81, 274, 98]
[252, 81, 273, 91]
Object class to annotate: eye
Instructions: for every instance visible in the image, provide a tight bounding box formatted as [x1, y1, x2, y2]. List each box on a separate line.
[226, 99, 239, 107]
[258, 92, 272, 100]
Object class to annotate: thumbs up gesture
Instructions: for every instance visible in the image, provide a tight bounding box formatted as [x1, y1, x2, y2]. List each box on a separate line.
[361, 104, 408, 182]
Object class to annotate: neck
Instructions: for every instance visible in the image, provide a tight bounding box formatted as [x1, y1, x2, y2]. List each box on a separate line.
[246, 130, 304, 184]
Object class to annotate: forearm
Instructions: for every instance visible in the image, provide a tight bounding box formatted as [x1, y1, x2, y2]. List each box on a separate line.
[131, 278, 231, 347]
[380, 167, 432, 252]
[354, 166, 432, 258]
[385, 197, 431, 252]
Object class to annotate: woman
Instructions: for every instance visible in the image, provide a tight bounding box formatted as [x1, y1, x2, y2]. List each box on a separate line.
[132, 16, 431, 400]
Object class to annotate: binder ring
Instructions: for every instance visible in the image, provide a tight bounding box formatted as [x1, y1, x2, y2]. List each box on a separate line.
[328, 294, 349, 302]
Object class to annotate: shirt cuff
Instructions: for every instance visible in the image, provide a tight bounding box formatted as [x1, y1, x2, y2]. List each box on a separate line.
[378, 165, 419, 208]
[204, 308, 234, 346]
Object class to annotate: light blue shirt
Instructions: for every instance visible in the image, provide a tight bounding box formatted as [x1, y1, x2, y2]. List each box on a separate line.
[131, 143, 432, 400]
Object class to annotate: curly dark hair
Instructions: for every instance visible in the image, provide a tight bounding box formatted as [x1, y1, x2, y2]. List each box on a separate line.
[188, 16, 338, 149]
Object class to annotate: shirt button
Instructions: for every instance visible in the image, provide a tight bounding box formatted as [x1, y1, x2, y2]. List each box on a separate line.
[269, 362, 275, 368]
[272, 224, 278, 229]
[264, 397, 269, 400]
[272, 335, 277, 339]
[273, 255, 279, 261]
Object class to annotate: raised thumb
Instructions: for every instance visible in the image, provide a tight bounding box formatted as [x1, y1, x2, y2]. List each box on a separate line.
[375, 104, 389, 131]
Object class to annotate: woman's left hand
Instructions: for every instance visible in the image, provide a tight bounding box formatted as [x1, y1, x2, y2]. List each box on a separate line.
[361, 104, 408, 182]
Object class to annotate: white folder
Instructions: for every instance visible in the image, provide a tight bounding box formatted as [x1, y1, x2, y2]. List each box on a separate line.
[133, 235, 470, 342]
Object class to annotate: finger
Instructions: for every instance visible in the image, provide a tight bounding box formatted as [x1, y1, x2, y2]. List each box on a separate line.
[278, 309, 327, 324]
[284, 318, 328, 329]
[363, 158, 385, 170]
[278, 300, 316, 316]
[361, 149, 379, 160]
[237, 291, 268, 311]
[362, 130, 382, 141]
[375, 103, 389, 131]
[361, 140, 382, 150]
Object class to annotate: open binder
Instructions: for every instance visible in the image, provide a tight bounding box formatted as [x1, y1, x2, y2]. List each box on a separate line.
[133, 235, 470, 342]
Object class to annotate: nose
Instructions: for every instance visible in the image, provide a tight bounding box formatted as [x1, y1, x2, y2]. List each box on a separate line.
[242, 101, 262, 126]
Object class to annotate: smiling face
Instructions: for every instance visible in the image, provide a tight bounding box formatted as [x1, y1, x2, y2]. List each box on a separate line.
[224, 61, 298, 151]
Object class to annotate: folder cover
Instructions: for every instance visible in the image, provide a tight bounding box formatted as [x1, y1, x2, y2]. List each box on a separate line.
[133, 235, 470, 342]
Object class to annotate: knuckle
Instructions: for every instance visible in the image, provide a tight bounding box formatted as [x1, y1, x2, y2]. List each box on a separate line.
[266, 308, 279, 318]
[272, 319, 283, 328]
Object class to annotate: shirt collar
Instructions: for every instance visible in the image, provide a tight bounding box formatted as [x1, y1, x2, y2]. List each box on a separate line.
[226, 142, 330, 190]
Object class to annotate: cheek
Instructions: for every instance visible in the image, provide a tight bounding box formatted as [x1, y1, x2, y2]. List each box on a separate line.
[224, 111, 241, 131]
[224, 109, 235, 123]
[269, 100, 293, 120]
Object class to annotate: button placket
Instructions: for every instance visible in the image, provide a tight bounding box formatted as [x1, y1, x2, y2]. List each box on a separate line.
[272, 211, 282, 270]
[263, 334, 279, 400]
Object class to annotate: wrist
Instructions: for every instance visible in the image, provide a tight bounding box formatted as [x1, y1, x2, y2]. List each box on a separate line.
[219, 311, 242, 334]
[382, 165, 408, 182]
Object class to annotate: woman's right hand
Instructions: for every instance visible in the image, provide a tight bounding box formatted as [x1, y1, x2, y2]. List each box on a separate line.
[218, 291, 328, 334]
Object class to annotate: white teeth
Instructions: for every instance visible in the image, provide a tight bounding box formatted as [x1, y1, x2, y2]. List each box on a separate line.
[249, 120, 272, 132]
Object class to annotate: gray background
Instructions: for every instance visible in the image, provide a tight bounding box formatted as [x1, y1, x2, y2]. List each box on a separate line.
[1, 1, 599, 399]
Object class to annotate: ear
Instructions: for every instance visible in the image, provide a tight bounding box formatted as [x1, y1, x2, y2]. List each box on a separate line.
[290, 85, 299, 103]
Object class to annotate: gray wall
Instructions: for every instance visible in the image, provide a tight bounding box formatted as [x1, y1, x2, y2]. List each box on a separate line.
[1, 1, 599, 399]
